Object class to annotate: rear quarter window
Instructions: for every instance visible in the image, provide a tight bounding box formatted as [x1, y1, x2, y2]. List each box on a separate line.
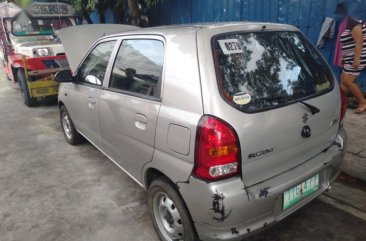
[212, 31, 334, 113]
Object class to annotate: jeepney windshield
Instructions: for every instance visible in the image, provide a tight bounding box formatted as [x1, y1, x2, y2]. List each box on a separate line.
[11, 12, 72, 36]
[9, 35, 55, 44]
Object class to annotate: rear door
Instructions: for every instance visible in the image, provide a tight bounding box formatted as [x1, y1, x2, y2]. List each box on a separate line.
[201, 29, 341, 186]
[99, 36, 164, 182]
[65, 40, 117, 147]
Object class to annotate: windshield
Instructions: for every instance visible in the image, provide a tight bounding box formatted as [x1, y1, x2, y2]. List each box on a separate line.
[213, 31, 334, 113]
[12, 12, 72, 36]
[9, 34, 57, 44]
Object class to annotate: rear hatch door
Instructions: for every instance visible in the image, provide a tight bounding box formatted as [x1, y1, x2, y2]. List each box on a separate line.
[236, 96, 340, 186]
[200, 28, 341, 186]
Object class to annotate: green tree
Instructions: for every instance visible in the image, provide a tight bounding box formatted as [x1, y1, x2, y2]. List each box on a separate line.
[12, 0, 32, 8]
[72, 0, 162, 25]
[71, 0, 96, 24]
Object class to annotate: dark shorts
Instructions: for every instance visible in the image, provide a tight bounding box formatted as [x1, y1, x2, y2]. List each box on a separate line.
[342, 63, 366, 76]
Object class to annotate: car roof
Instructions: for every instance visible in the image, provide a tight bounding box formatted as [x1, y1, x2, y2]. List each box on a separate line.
[100, 22, 299, 40]
[60, 22, 300, 73]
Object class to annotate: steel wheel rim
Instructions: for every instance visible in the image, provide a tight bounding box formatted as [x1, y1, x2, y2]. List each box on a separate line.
[153, 192, 184, 241]
[62, 112, 73, 140]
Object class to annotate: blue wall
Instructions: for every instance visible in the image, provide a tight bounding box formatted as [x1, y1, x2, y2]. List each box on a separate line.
[90, 8, 120, 24]
[148, 0, 366, 90]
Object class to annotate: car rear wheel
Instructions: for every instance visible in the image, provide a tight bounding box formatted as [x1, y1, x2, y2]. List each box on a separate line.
[17, 68, 37, 107]
[60, 105, 84, 145]
[148, 177, 198, 241]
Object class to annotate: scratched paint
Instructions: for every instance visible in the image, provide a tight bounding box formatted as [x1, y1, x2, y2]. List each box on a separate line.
[211, 189, 232, 222]
[259, 187, 269, 198]
[231, 227, 239, 235]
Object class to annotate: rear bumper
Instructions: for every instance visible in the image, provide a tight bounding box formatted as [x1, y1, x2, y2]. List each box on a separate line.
[178, 128, 347, 241]
[28, 79, 59, 98]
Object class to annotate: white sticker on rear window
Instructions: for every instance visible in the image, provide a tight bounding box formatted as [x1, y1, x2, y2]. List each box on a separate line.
[233, 93, 251, 105]
[218, 39, 243, 55]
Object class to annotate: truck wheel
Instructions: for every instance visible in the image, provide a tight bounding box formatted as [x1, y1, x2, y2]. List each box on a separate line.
[17, 69, 37, 107]
[60, 105, 84, 145]
[148, 177, 198, 241]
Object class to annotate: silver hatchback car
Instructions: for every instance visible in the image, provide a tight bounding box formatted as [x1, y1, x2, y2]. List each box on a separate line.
[56, 23, 347, 241]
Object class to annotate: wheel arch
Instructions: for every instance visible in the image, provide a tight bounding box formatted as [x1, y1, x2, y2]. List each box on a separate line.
[144, 168, 171, 189]
[58, 100, 65, 108]
[143, 167, 193, 214]
[145, 167, 200, 240]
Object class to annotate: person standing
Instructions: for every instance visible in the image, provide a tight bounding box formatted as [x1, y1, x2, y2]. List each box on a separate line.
[340, 17, 366, 113]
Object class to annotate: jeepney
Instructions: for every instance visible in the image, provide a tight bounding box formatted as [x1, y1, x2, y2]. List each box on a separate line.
[0, 1, 76, 106]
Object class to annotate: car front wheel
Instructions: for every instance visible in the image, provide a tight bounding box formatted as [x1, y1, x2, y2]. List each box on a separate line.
[148, 177, 198, 241]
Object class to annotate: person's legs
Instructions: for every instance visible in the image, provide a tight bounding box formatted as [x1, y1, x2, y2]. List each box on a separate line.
[340, 72, 348, 92]
[341, 71, 366, 112]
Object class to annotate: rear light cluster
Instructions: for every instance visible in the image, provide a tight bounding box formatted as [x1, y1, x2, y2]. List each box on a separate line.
[193, 115, 240, 181]
[340, 87, 347, 126]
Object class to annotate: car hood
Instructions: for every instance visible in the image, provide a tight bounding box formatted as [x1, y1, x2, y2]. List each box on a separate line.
[58, 24, 140, 73]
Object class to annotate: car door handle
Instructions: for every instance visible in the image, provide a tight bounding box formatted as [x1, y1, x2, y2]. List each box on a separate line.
[135, 114, 147, 130]
[88, 97, 96, 104]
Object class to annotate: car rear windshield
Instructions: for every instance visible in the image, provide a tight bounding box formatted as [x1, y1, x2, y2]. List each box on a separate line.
[213, 31, 334, 113]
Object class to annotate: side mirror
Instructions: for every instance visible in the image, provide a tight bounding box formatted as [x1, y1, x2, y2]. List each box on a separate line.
[55, 70, 73, 83]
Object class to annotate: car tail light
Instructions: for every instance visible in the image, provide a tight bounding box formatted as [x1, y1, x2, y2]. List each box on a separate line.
[193, 115, 240, 181]
[340, 88, 347, 126]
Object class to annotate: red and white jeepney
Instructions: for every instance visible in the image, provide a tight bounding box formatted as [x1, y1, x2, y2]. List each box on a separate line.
[0, 1, 76, 106]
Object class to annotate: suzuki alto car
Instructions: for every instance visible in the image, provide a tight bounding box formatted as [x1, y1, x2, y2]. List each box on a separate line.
[56, 23, 347, 241]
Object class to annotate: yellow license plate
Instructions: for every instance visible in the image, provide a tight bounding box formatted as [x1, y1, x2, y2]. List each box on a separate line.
[36, 88, 49, 94]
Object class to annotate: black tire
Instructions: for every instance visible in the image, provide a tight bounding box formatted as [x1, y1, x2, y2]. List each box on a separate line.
[60, 105, 84, 145]
[17, 68, 37, 107]
[148, 177, 198, 241]
[44, 95, 58, 105]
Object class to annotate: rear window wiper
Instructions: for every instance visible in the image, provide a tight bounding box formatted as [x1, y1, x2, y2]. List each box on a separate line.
[251, 95, 320, 115]
[295, 98, 320, 115]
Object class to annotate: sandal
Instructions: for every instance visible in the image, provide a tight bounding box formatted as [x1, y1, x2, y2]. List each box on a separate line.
[355, 104, 366, 114]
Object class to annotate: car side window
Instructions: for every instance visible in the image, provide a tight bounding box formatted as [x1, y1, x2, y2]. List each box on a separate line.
[109, 39, 164, 98]
[78, 41, 116, 86]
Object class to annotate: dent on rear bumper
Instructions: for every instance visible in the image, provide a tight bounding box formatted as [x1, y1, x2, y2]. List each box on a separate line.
[178, 128, 347, 241]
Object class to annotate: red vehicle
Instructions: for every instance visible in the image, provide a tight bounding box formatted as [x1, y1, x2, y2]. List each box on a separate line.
[0, 1, 76, 106]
